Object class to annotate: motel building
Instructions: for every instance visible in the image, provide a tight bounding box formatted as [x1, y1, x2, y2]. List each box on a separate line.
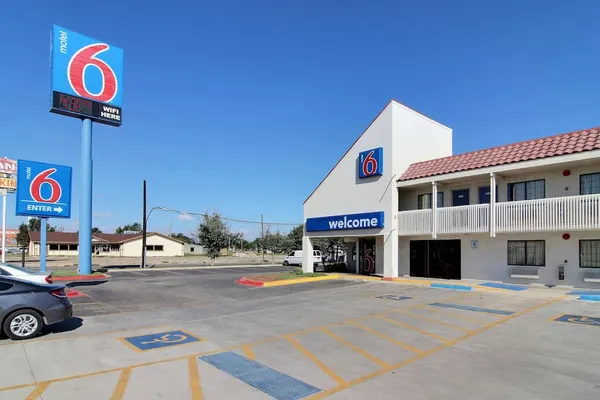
[28, 232, 185, 257]
[302, 100, 600, 288]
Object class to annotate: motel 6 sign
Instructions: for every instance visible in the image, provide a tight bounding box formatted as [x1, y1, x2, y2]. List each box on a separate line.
[15, 160, 72, 219]
[50, 25, 123, 127]
[358, 147, 383, 179]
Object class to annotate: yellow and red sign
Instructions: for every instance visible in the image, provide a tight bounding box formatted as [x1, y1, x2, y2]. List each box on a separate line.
[0, 157, 17, 192]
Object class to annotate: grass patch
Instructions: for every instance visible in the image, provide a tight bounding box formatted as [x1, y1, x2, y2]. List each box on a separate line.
[49, 269, 104, 277]
[249, 269, 328, 282]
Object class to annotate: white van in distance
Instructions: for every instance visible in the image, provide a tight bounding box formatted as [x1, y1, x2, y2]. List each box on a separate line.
[283, 250, 322, 266]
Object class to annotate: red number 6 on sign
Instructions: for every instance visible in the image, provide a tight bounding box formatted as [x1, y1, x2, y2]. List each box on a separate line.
[68, 44, 118, 103]
[30, 169, 62, 203]
[362, 151, 377, 176]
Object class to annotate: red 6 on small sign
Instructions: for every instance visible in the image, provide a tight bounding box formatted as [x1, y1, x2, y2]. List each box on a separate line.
[362, 151, 377, 176]
[30, 169, 62, 203]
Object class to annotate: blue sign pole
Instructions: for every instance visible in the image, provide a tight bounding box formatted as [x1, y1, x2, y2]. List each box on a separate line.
[78, 119, 93, 275]
[40, 218, 47, 273]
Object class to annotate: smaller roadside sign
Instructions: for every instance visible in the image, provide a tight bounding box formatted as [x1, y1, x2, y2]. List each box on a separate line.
[0, 157, 17, 193]
[15, 160, 72, 219]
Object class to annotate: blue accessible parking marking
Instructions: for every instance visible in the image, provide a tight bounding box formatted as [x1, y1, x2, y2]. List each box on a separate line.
[567, 290, 600, 296]
[200, 351, 321, 400]
[554, 314, 600, 326]
[579, 295, 600, 302]
[430, 283, 472, 291]
[479, 282, 528, 291]
[429, 302, 514, 316]
[376, 295, 412, 301]
[123, 330, 201, 351]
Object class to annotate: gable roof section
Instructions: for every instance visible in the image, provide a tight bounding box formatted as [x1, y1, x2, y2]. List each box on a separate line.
[398, 127, 600, 181]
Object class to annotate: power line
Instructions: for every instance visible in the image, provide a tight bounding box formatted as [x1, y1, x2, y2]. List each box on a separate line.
[150, 206, 301, 226]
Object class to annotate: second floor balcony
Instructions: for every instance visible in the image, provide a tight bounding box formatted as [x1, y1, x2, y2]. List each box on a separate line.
[397, 193, 600, 236]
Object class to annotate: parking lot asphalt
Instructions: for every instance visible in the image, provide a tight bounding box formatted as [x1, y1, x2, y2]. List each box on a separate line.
[1, 268, 599, 399]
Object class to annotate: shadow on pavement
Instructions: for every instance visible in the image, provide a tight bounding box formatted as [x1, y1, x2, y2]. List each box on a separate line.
[42, 317, 84, 336]
[66, 280, 108, 288]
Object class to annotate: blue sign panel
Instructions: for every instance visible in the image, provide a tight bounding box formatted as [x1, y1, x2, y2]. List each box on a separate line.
[306, 211, 384, 232]
[554, 314, 600, 327]
[15, 160, 72, 219]
[358, 147, 383, 178]
[123, 330, 202, 351]
[50, 25, 123, 126]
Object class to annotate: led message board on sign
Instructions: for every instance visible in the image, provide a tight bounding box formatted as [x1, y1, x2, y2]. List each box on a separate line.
[306, 212, 385, 232]
[50, 25, 123, 126]
[15, 160, 72, 219]
[358, 147, 383, 179]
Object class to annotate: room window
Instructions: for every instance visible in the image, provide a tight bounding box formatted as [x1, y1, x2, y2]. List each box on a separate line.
[417, 192, 444, 209]
[49, 244, 59, 250]
[190, 247, 195, 252]
[110, 244, 120, 251]
[507, 240, 545, 266]
[69, 244, 78, 251]
[146, 245, 164, 251]
[59, 244, 70, 250]
[580, 173, 600, 195]
[507, 179, 545, 201]
[580, 240, 600, 268]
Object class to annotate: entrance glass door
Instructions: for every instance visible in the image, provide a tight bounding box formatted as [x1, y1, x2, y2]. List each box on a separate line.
[359, 238, 376, 275]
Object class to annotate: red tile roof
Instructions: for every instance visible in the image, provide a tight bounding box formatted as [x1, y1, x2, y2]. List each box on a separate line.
[398, 127, 600, 181]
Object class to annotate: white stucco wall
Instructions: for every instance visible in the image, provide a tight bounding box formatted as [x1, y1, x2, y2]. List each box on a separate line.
[122, 235, 184, 257]
[399, 231, 600, 288]
[302, 101, 452, 275]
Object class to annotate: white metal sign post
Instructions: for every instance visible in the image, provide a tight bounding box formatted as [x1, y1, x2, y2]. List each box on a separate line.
[1, 188, 6, 263]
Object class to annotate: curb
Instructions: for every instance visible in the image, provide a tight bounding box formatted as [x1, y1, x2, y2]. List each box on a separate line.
[236, 275, 339, 288]
[53, 274, 109, 282]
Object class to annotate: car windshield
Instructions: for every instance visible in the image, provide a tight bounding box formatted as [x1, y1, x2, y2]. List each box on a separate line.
[1, 264, 35, 274]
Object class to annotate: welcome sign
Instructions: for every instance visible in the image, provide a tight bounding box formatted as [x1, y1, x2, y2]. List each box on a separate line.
[306, 212, 384, 232]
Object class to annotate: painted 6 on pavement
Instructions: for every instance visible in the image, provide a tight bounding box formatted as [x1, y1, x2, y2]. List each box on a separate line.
[15, 160, 72, 219]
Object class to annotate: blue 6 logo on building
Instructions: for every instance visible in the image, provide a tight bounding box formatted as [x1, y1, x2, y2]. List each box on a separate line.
[358, 147, 383, 179]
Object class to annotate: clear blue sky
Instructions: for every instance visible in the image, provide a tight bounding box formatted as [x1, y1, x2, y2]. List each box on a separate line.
[2, 0, 599, 239]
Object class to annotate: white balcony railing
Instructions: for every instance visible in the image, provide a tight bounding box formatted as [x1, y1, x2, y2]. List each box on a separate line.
[397, 194, 600, 236]
[397, 209, 431, 236]
[437, 204, 489, 234]
[496, 194, 600, 233]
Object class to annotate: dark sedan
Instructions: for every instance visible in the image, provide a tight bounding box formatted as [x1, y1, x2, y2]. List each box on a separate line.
[0, 276, 73, 340]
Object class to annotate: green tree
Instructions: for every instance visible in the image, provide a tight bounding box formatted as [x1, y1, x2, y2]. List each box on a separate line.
[263, 226, 292, 262]
[27, 218, 57, 232]
[92, 227, 103, 233]
[197, 212, 229, 264]
[16, 223, 29, 247]
[287, 224, 303, 251]
[314, 237, 345, 262]
[116, 222, 142, 234]
[171, 232, 192, 244]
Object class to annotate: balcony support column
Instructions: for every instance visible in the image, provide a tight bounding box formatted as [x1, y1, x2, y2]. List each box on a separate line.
[432, 181, 438, 239]
[490, 173, 496, 237]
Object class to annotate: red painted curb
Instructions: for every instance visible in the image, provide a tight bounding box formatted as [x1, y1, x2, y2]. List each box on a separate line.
[382, 277, 394, 281]
[53, 274, 108, 281]
[66, 288, 86, 298]
[235, 277, 265, 287]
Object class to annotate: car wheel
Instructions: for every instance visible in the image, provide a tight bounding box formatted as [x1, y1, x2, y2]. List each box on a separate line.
[283, 260, 289, 266]
[3, 309, 43, 341]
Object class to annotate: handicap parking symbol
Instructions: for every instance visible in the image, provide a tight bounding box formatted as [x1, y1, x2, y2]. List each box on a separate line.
[554, 314, 600, 327]
[375, 295, 412, 301]
[122, 330, 202, 351]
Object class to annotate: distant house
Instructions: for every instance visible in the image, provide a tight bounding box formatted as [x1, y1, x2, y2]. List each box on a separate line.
[184, 243, 205, 255]
[28, 232, 185, 257]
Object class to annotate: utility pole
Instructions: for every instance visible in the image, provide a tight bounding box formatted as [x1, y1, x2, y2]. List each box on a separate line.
[261, 214, 264, 261]
[240, 232, 243, 251]
[141, 180, 147, 268]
